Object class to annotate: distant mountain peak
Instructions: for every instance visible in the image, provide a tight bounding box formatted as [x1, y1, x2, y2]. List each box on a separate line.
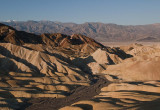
[6, 20, 16, 22]
[2, 21, 160, 42]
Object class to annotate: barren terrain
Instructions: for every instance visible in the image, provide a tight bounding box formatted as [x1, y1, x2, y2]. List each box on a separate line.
[0, 23, 160, 110]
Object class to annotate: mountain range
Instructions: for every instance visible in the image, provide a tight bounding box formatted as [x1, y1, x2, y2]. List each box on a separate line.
[2, 20, 160, 42]
[0, 23, 160, 110]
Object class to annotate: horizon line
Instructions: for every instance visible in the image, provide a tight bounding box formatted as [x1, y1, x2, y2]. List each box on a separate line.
[1, 20, 160, 26]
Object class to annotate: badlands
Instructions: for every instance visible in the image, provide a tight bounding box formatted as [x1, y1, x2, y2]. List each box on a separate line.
[0, 23, 160, 110]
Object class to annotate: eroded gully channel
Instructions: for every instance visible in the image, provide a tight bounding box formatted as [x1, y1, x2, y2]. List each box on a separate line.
[21, 75, 111, 110]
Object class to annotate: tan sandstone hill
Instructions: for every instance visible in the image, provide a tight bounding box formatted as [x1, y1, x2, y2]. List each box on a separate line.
[102, 43, 160, 81]
[0, 23, 160, 110]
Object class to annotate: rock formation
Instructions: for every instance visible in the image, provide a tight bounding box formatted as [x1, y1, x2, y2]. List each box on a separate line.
[0, 23, 160, 110]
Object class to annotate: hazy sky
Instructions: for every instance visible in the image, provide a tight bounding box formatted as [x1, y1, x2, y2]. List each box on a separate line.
[1, 0, 160, 25]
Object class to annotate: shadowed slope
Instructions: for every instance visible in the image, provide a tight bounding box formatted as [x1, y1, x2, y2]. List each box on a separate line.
[0, 23, 43, 45]
[0, 23, 108, 57]
[1, 23, 160, 110]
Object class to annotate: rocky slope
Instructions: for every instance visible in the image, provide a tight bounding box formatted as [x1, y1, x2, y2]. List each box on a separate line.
[59, 43, 160, 110]
[2, 21, 160, 42]
[0, 23, 126, 110]
[0, 23, 160, 110]
[103, 43, 160, 81]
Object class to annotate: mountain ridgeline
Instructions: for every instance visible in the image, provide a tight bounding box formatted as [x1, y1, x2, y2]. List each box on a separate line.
[1, 23, 160, 110]
[2, 21, 160, 42]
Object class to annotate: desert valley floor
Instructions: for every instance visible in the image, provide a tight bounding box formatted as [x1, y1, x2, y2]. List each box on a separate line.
[0, 23, 160, 110]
